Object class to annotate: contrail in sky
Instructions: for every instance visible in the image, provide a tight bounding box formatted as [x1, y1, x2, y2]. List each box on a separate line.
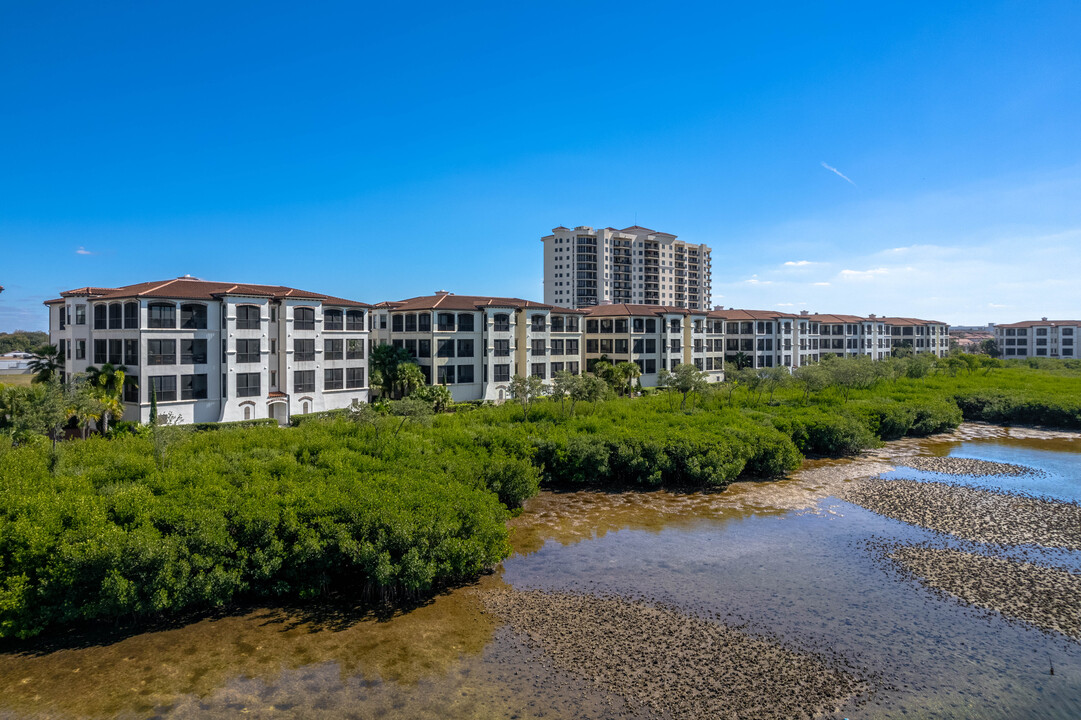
[821, 161, 856, 185]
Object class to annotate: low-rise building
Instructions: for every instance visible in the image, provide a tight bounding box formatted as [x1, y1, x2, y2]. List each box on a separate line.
[370, 292, 587, 402]
[994, 318, 1079, 359]
[46, 276, 370, 425]
[881, 317, 950, 357]
[709, 309, 799, 369]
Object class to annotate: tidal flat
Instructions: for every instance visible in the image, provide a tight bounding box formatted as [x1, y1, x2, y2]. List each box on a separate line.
[2, 422, 1081, 719]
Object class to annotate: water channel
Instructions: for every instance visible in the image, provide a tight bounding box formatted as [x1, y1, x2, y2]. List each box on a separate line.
[1, 424, 1079, 719]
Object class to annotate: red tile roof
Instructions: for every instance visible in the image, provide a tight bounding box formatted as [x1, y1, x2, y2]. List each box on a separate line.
[880, 316, 947, 326]
[46, 277, 368, 307]
[620, 225, 657, 234]
[375, 293, 586, 314]
[708, 308, 799, 320]
[807, 313, 868, 324]
[583, 303, 701, 317]
[995, 319, 1080, 328]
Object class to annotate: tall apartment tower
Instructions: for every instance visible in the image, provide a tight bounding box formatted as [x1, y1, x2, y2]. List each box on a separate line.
[541, 225, 712, 310]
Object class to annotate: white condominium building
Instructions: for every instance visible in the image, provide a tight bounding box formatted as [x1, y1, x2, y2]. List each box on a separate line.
[46, 276, 370, 425]
[542, 225, 712, 311]
[994, 319, 1079, 358]
[370, 292, 588, 402]
[580, 304, 725, 387]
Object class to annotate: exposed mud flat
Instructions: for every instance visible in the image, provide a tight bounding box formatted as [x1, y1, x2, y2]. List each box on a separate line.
[892, 455, 1043, 477]
[888, 546, 1081, 641]
[481, 588, 871, 720]
[840, 478, 1081, 549]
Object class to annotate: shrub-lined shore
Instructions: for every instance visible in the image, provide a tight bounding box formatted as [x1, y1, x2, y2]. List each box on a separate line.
[1, 359, 1080, 640]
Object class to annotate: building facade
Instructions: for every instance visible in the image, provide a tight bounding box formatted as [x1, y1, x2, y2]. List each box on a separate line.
[46, 276, 370, 425]
[994, 319, 1079, 358]
[370, 293, 588, 402]
[580, 304, 725, 386]
[542, 225, 712, 310]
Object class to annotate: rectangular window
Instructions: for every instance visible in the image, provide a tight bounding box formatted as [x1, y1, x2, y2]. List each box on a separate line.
[109, 304, 122, 329]
[148, 339, 176, 365]
[600, 319, 613, 333]
[600, 339, 613, 354]
[566, 361, 580, 375]
[551, 339, 564, 355]
[614, 339, 628, 354]
[94, 339, 106, 364]
[236, 305, 261, 329]
[347, 339, 365, 359]
[437, 313, 455, 332]
[438, 365, 456, 384]
[494, 315, 511, 332]
[458, 314, 475, 332]
[74, 339, 86, 360]
[671, 340, 681, 352]
[237, 339, 261, 363]
[551, 362, 564, 373]
[124, 339, 138, 366]
[565, 317, 579, 332]
[324, 368, 344, 390]
[325, 339, 344, 360]
[437, 339, 455, 358]
[237, 372, 260, 397]
[615, 319, 628, 333]
[458, 364, 475, 383]
[404, 339, 417, 358]
[419, 313, 431, 331]
[531, 339, 546, 355]
[294, 307, 315, 330]
[494, 364, 510, 382]
[404, 314, 417, 332]
[294, 370, 316, 393]
[294, 339, 315, 362]
[392, 314, 404, 332]
[457, 339, 475, 357]
[150, 375, 177, 402]
[107, 339, 121, 365]
[181, 339, 207, 364]
[346, 310, 365, 331]
[75, 305, 86, 325]
[646, 319, 657, 333]
[586, 339, 599, 354]
[633, 338, 644, 353]
[148, 304, 176, 329]
[531, 363, 546, 379]
[417, 339, 430, 358]
[644, 359, 656, 374]
[531, 315, 546, 332]
[566, 339, 579, 355]
[123, 376, 139, 403]
[494, 339, 510, 357]
[181, 373, 208, 400]
[586, 319, 599, 334]
[551, 316, 565, 332]
[346, 367, 366, 388]
[93, 305, 107, 329]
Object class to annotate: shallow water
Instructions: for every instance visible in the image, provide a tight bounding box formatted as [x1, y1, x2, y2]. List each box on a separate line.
[1, 425, 1080, 719]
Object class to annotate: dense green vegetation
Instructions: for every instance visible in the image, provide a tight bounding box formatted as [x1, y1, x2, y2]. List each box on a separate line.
[0, 330, 48, 355]
[1, 355, 1079, 640]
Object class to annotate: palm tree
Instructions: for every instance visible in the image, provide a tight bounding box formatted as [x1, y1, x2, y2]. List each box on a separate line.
[369, 344, 413, 398]
[85, 363, 127, 433]
[616, 361, 642, 397]
[69, 379, 105, 439]
[396, 362, 426, 398]
[28, 345, 63, 384]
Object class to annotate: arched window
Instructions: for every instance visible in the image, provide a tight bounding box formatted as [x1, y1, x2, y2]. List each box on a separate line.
[124, 302, 139, 329]
[180, 303, 208, 329]
[324, 309, 343, 331]
[94, 304, 108, 329]
[148, 303, 176, 329]
[302, 401, 309, 414]
[244, 407, 251, 420]
[108, 303, 122, 329]
[236, 305, 261, 329]
[346, 310, 364, 331]
[494, 314, 510, 332]
[294, 307, 315, 330]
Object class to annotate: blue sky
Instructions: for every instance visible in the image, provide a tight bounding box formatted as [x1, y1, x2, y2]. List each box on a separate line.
[1, 1, 1079, 330]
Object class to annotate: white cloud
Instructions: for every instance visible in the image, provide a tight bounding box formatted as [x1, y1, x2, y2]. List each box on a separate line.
[75, 247, 95, 255]
[839, 267, 891, 280]
[775, 302, 794, 307]
[821, 161, 856, 186]
[783, 260, 815, 267]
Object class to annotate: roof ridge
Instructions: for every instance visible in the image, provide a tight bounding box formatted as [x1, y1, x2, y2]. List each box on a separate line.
[138, 278, 180, 296]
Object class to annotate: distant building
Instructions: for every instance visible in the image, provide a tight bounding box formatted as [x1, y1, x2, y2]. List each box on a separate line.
[46, 276, 370, 425]
[994, 318, 1079, 358]
[541, 226, 711, 310]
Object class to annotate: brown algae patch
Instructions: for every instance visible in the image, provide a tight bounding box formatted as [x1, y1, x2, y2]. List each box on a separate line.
[889, 546, 1081, 641]
[841, 478, 1081, 549]
[893, 456, 1044, 477]
[481, 588, 871, 720]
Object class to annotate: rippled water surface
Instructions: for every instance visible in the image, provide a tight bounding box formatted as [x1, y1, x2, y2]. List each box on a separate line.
[1, 426, 1080, 719]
